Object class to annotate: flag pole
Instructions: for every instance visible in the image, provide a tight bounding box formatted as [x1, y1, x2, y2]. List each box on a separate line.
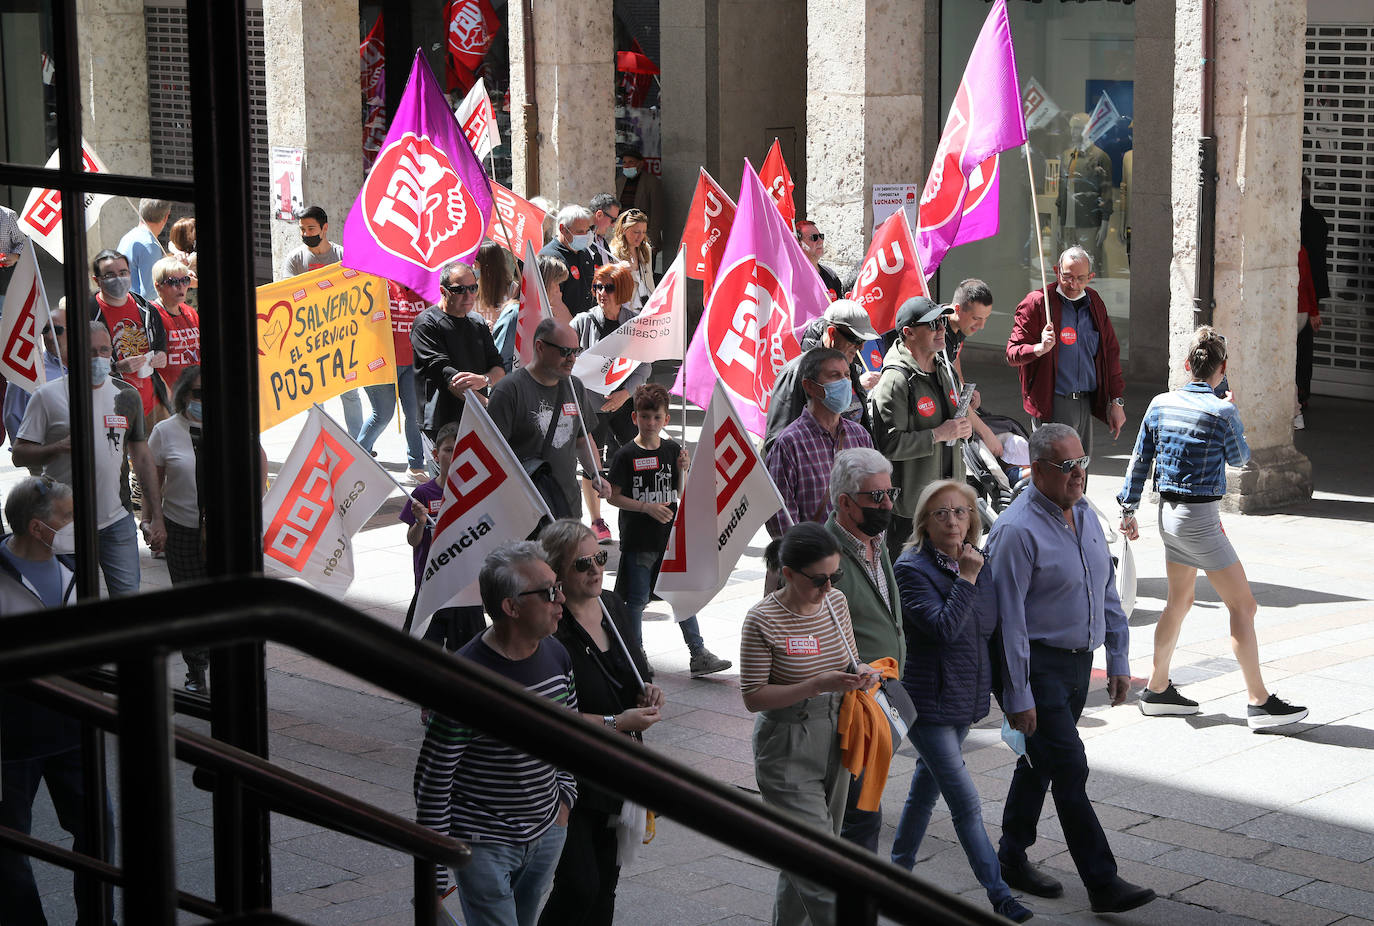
[677, 246, 690, 449]
[1023, 143, 1053, 324]
[311, 402, 435, 527]
[598, 598, 647, 694]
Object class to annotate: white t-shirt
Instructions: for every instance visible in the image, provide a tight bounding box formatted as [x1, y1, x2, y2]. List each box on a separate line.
[16, 376, 146, 529]
[148, 413, 199, 529]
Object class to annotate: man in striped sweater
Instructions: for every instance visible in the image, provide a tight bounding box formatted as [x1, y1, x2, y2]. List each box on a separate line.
[414, 541, 578, 925]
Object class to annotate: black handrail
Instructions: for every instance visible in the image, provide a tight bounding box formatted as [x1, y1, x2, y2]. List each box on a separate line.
[0, 578, 1003, 926]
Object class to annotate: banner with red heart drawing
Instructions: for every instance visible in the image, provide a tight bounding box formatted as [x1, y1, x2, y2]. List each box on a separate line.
[256, 262, 396, 430]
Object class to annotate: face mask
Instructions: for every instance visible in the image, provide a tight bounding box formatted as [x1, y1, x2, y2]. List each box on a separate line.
[569, 233, 593, 251]
[187, 400, 203, 422]
[90, 356, 111, 385]
[302, 234, 323, 248]
[99, 276, 131, 300]
[622, 167, 639, 179]
[40, 521, 76, 555]
[820, 378, 852, 415]
[855, 504, 892, 537]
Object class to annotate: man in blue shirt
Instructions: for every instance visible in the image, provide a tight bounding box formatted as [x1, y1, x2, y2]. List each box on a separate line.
[987, 423, 1155, 915]
[117, 198, 170, 300]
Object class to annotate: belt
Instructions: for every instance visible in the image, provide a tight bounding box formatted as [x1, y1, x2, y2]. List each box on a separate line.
[1031, 640, 1091, 656]
[1057, 390, 1095, 401]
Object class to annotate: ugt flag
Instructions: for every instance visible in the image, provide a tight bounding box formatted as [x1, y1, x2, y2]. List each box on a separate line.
[681, 168, 736, 299]
[656, 382, 783, 621]
[455, 77, 501, 161]
[0, 247, 51, 391]
[344, 49, 493, 303]
[673, 160, 829, 436]
[573, 249, 688, 396]
[413, 398, 550, 622]
[916, 0, 1026, 274]
[262, 406, 396, 597]
[759, 139, 797, 230]
[488, 181, 548, 258]
[18, 140, 113, 264]
[851, 210, 929, 334]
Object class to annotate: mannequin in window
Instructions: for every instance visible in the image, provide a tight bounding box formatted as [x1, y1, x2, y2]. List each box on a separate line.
[1056, 112, 1113, 275]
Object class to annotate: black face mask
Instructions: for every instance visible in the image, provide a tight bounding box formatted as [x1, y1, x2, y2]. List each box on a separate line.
[302, 234, 323, 248]
[855, 504, 892, 537]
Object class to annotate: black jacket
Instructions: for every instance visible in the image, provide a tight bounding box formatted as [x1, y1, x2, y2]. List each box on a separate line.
[761, 317, 871, 456]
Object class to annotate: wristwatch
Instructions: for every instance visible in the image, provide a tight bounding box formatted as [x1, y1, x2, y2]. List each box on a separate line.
[602, 714, 617, 731]
[1110, 397, 1125, 407]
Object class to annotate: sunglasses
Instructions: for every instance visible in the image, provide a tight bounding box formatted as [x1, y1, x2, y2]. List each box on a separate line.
[1040, 455, 1090, 474]
[805, 233, 825, 242]
[443, 283, 479, 295]
[517, 582, 563, 602]
[850, 488, 901, 504]
[538, 339, 584, 359]
[42, 324, 65, 336]
[592, 283, 616, 293]
[832, 326, 865, 347]
[930, 506, 972, 522]
[573, 550, 609, 572]
[190, 387, 203, 399]
[161, 275, 192, 287]
[795, 567, 844, 589]
[919, 316, 948, 332]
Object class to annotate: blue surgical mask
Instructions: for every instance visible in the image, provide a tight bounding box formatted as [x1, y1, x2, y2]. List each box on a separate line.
[622, 167, 639, 179]
[570, 233, 593, 251]
[90, 356, 111, 385]
[820, 378, 852, 415]
[187, 400, 203, 422]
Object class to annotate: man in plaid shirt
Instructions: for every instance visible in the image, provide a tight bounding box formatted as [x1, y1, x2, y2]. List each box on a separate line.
[764, 347, 873, 537]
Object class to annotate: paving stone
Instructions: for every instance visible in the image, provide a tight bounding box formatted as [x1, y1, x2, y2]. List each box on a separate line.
[625, 864, 728, 895]
[1148, 847, 1314, 896]
[1286, 883, 1374, 921]
[1127, 818, 1272, 859]
[303, 877, 388, 904]
[278, 722, 399, 754]
[1175, 879, 1344, 926]
[692, 881, 775, 921]
[1103, 783, 1267, 831]
[1257, 845, 1374, 893]
[1231, 811, 1374, 864]
[296, 887, 416, 925]
[672, 708, 757, 741]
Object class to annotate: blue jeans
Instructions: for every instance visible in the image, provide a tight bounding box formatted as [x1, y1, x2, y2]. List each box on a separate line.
[98, 512, 140, 596]
[359, 368, 423, 467]
[891, 723, 1011, 905]
[339, 388, 363, 438]
[614, 550, 704, 653]
[452, 823, 568, 926]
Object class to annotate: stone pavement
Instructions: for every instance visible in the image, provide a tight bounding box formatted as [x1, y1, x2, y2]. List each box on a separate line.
[10, 352, 1374, 925]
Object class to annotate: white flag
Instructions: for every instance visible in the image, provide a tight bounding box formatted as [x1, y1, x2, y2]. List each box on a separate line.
[455, 77, 502, 162]
[1083, 91, 1123, 149]
[261, 406, 396, 596]
[18, 141, 113, 263]
[1021, 76, 1061, 132]
[572, 250, 688, 395]
[0, 247, 51, 391]
[656, 382, 783, 620]
[412, 398, 551, 622]
[515, 238, 552, 369]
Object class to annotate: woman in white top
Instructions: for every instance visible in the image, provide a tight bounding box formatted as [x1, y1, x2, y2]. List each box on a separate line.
[609, 209, 654, 309]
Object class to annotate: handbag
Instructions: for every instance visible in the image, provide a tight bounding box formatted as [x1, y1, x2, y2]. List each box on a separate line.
[822, 598, 917, 746]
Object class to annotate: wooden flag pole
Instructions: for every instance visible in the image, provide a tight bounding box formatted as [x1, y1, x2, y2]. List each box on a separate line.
[1023, 143, 1053, 323]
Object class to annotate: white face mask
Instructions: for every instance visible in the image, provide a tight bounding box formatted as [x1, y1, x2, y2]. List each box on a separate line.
[39, 520, 76, 555]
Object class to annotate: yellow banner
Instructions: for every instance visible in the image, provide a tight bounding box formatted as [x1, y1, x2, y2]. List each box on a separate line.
[257, 263, 396, 430]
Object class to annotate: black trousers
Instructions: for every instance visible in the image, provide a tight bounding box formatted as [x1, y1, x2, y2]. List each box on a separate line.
[1297, 320, 1315, 407]
[537, 802, 620, 926]
[998, 643, 1118, 889]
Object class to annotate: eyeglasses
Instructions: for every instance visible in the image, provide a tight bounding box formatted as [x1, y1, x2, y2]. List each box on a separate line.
[795, 567, 844, 589]
[34, 474, 55, 497]
[573, 550, 609, 572]
[443, 283, 479, 295]
[517, 582, 563, 602]
[160, 275, 192, 287]
[1058, 272, 1091, 285]
[930, 506, 972, 522]
[592, 283, 616, 292]
[1039, 455, 1090, 474]
[805, 233, 825, 242]
[538, 339, 584, 359]
[97, 271, 131, 282]
[850, 488, 901, 505]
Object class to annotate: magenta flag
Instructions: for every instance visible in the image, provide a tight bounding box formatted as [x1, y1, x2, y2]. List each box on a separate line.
[672, 160, 829, 436]
[343, 49, 493, 302]
[916, 0, 1026, 274]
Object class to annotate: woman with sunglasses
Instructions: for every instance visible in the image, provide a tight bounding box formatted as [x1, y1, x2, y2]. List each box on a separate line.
[609, 208, 654, 308]
[572, 263, 650, 543]
[742, 521, 876, 926]
[150, 256, 200, 426]
[537, 518, 663, 926]
[889, 480, 1032, 923]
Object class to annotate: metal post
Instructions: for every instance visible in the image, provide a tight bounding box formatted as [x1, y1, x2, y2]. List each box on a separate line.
[117, 654, 176, 924]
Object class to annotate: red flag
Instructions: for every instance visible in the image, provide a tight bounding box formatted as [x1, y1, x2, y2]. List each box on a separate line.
[515, 239, 552, 368]
[488, 181, 549, 258]
[680, 168, 737, 298]
[360, 15, 386, 168]
[616, 40, 657, 108]
[850, 210, 930, 333]
[445, 0, 500, 93]
[759, 139, 796, 229]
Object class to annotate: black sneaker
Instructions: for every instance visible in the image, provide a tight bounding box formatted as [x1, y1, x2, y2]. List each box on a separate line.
[1247, 694, 1308, 729]
[1138, 681, 1200, 716]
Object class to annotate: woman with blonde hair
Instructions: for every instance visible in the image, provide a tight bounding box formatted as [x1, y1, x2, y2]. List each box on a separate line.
[890, 479, 1031, 923]
[609, 208, 654, 308]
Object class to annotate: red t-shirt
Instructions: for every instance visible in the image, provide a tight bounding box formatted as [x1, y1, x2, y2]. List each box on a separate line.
[97, 293, 157, 415]
[156, 301, 201, 391]
[388, 282, 427, 366]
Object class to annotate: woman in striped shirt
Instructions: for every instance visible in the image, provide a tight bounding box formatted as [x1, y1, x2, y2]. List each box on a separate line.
[741, 521, 876, 926]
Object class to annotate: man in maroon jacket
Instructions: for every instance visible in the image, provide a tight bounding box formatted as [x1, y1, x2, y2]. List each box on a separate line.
[1005, 247, 1126, 453]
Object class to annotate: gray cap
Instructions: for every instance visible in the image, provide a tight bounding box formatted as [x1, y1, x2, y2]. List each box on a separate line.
[893, 296, 952, 332]
[821, 299, 881, 342]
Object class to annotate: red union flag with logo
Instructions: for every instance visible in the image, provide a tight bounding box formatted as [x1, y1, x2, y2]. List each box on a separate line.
[572, 249, 688, 395]
[851, 210, 930, 333]
[656, 382, 783, 620]
[18, 140, 113, 263]
[0, 247, 51, 391]
[681, 168, 737, 298]
[488, 181, 548, 258]
[413, 398, 550, 626]
[455, 77, 501, 161]
[915, 0, 1026, 274]
[344, 49, 493, 302]
[759, 139, 797, 230]
[514, 239, 552, 369]
[673, 160, 829, 436]
[261, 406, 395, 597]
[445, 0, 499, 92]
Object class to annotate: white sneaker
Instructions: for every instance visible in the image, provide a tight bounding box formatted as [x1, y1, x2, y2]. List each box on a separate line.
[1293, 413, 1305, 430]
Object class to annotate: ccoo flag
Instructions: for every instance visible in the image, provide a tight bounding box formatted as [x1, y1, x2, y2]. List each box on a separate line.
[1083, 90, 1124, 149]
[18, 141, 113, 264]
[455, 76, 501, 161]
[344, 49, 493, 303]
[656, 382, 783, 621]
[0, 247, 51, 391]
[915, 0, 1026, 274]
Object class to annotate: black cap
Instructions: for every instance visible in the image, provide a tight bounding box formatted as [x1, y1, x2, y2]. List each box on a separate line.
[893, 296, 952, 332]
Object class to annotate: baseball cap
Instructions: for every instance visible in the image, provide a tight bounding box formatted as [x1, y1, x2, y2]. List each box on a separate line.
[821, 300, 881, 342]
[893, 296, 953, 332]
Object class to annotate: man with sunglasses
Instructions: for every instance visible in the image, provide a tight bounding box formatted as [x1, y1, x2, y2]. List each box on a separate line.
[410, 260, 504, 439]
[869, 296, 971, 560]
[796, 219, 843, 300]
[985, 423, 1154, 915]
[415, 541, 578, 924]
[4, 305, 66, 461]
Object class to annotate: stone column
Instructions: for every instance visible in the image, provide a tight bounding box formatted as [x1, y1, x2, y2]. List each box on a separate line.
[263, 0, 360, 279]
[509, 0, 614, 207]
[805, 0, 932, 271]
[1171, 0, 1311, 512]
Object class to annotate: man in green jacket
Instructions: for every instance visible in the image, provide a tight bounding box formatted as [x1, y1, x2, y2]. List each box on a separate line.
[826, 447, 904, 852]
[868, 296, 969, 560]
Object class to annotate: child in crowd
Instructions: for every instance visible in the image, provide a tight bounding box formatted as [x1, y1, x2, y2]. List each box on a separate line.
[400, 423, 486, 652]
[607, 383, 732, 677]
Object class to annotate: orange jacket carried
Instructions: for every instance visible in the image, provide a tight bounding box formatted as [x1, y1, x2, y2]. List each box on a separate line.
[836, 656, 900, 812]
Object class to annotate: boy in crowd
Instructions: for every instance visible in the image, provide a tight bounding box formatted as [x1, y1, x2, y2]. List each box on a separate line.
[608, 383, 731, 677]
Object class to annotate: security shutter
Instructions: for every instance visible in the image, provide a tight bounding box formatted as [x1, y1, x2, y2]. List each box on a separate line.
[1304, 24, 1374, 400]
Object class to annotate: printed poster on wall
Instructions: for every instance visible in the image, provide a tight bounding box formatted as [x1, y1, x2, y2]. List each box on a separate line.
[872, 184, 919, 236]
[270, 146, 305, 221]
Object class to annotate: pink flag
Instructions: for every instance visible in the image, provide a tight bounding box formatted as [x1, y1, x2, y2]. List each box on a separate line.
[916, 0, 1026, 274]
[514, 239, 551, 368]
[343, 49, 493, 303]
[672, 160, 830, 436]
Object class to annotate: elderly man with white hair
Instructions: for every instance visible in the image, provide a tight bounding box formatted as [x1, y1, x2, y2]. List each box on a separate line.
[1005, 246, 1126, 454]
[538, 203, 598, 314]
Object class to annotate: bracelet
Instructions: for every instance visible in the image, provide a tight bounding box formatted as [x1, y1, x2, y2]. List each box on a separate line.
[602, 714, 617, 731]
